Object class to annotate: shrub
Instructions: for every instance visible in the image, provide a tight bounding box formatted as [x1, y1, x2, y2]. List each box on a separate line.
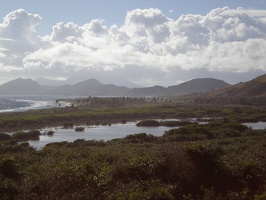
[0, 121, 4, 128]
[75, 127, 85, 131]
[47, 131, 55, 135]
[160, 120, 195, 127]
[0, 158, 21, 180]
[254, 192, 266, 200]
[19, 142, 30, 148]
[5, 122, 15, 128]
[121, 119, 127, 124]
[185, 143, 235, 191]
[12, 130, 40, 140]
[63, 122, 74, 129]
[0, 133, 12, 141]
[124, 133, 157, 143]
[136, 119, 160, 127]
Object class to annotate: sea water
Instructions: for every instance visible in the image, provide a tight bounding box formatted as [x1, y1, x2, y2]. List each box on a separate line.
[0, 95, 72, 113]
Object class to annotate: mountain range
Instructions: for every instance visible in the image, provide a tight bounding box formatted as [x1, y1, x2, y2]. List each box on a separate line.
[35, 71, 142, 88]
[0, 77, 230, 97]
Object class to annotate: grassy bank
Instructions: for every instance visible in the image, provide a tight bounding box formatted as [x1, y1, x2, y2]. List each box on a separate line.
[1, 103, 266, 132]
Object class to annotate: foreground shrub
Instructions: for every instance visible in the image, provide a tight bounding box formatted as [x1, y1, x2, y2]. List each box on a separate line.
[185, 143, 237, 192]
[0, 133, 11, 141]
[123, 133, 157, 143]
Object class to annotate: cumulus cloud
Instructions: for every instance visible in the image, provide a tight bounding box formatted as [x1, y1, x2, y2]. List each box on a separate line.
[0, 7, 266, 85]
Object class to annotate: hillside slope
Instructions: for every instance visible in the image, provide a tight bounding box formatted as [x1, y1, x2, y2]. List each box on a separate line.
[208, 74, 266, 97]
[167, 78, 230, 95]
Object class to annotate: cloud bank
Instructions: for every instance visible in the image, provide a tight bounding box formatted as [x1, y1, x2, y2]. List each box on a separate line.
[0, 7, 266, 86]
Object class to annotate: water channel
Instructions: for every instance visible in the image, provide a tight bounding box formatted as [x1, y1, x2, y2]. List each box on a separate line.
[27, 121, 174, 149]
[25, 121, 266, 149]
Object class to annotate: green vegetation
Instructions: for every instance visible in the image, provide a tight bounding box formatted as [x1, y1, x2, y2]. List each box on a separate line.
[46, 130, 54, 136]
[0, 99, 266, 199]
[0, 121, 265, 199]
[0, 133, 11, 141]
[136, 119, 161, 127]
[75, 127, 85, 131]
[11, 130, 40, 141]
[1, 102, 266, 132]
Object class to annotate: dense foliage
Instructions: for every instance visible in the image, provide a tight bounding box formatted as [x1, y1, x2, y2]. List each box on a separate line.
[0, 121, 266, 200]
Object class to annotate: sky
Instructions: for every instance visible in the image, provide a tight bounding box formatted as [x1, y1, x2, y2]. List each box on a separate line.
[0, 0, 266, 87]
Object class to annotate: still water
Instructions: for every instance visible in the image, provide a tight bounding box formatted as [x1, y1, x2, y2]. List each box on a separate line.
[243, 121, 266, 130]
[0, 95, 74, 113]
[27, 121, 174, 149]
[23, 121, 266, 149]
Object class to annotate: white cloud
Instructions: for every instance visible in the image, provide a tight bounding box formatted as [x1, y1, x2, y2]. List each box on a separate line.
[0, 7, 266, 86]
[0, 9, 41, 40]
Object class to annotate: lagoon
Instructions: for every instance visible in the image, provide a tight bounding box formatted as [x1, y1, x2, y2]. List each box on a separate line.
[24, 120, 266, 149]
[27, 121, 174, 149]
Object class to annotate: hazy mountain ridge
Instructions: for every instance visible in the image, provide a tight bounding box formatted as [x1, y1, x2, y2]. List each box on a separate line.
[167, 78, 231, 95]
[35, 72, 143, 88]
[0, 78, 44, 95]
[0, 77, 231, 97]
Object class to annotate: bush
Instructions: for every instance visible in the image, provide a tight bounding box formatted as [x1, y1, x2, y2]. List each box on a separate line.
[12, 130, 40, 140]
[185, 143, 235, 191]
[63, 123, 74, 129]
[19, 142, 30, 148]
[5, 122, 15, 128]
[121, 119, 127, 124]
[254, 192, 266, 200]
[136, 120, 160, 127]
[0, 133, 11, 141]
[0, 158, 21, 180]
[160, 120, 195, 127]
[47, 131, 55, 135]
[0, 121, 4, 128]
[124, 133, 157, 143]
[75, 127, 85, 131]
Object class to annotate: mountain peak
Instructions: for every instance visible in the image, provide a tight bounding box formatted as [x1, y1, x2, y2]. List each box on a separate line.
[73, 78, 102, 87]
[0, 78, 43, 95]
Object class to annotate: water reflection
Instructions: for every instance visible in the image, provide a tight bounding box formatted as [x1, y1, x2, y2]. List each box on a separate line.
[243, 121, 266, 130]
[28, 122, 174, 149]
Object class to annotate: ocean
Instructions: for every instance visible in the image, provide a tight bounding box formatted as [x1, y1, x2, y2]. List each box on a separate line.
[0, 96, 72, 113]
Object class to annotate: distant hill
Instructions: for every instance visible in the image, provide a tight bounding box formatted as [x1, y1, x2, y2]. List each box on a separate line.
[207, 74, 266, 97]
[36, 72, 143, 88]
[126, 78, 230, 97]
[42, 79, 130, 96]
[126, 85, 167, 97]
[0, 77, 230, 97]
[167, 78, 230, 95]
[0, 78, 43, 95]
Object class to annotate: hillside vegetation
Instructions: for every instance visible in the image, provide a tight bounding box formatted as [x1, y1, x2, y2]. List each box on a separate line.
[191, 74, 266, 105]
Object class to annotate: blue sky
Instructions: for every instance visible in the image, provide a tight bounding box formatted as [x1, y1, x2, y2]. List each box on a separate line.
[0, 0, 266, 87]
[3, 0, 266, 35]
